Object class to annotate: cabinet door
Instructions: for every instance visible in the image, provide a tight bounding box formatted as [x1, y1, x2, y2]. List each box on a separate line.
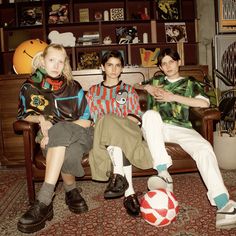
[0, 76, 27, 166]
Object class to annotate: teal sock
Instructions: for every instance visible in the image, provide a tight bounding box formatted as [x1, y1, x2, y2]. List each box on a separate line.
[214, 193, 229, 210]
[155, 164, 167, 172]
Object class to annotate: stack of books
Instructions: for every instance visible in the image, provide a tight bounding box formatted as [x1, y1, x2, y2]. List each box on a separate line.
[77, 32, 100, 45]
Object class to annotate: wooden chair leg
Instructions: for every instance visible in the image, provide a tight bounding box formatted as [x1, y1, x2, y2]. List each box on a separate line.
[26, 177, 35, 205]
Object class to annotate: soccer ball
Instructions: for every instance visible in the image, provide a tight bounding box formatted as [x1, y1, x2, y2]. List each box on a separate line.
[140, 189, 179, 227]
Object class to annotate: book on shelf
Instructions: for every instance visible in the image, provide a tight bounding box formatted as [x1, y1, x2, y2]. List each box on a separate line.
[77, 31, 100, 45]
[83, 31, 100, 38]
[79, 8, 89, 22]
[48, 4, 69, 24]
[77, 37, 99, 45]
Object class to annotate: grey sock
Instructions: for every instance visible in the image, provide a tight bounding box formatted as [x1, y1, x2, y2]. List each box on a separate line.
[63, 182, 77, 193]
[37, 182, 55, 206]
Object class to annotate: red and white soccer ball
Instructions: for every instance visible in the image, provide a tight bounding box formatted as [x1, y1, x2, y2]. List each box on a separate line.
[140, 189, 179, 227]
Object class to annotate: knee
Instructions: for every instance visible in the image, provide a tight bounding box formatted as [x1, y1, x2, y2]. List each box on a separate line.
[48, 122, 67, 138]
[142, 110, 162, 124]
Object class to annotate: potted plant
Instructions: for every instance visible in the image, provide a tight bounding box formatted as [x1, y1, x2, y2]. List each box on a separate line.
[205, 69, 236, 169]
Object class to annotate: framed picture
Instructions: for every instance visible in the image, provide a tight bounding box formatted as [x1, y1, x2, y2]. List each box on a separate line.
[139, 48, 160, 67]
[20, 6, 43, 26]
[110, 8, 124, 21]
[214, 34, 236, 90]
[156, 0, 179, 20]
[48, 4, 69, 24]
[165, 22, 188, 43]
[218, 0, 236, 33]
[77, 52, 100, 70]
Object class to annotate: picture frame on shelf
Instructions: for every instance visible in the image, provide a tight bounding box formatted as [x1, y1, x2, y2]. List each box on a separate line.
[48, 4, 69, 24]
[139, 47, 160, 67]
[156, 0, 180, 20]
[165, 22, 188, 43]
[218, 0, 236, 33]
[77, 52, 100, 70]
[79, 8, 89, 22]
[19, 6, 43, 26]
[110, 8, 124, 21]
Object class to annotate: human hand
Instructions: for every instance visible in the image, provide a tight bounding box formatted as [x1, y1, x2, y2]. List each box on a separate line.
[39, 115, 53, 137]
[153, 88, 174, 102]
[144, 84, 163, 97]
[40, 136, 49, 149]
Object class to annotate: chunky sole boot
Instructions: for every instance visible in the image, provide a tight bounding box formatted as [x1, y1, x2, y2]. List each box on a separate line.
[17, 201, 53, 234]
[65, 188, 88, 214]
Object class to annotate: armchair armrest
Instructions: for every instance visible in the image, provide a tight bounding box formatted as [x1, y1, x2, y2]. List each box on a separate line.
[189, 107, 220, 145]
[13, 120, 40, 162]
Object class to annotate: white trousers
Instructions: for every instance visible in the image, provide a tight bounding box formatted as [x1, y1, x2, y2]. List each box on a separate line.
[141, 110, 229, 205]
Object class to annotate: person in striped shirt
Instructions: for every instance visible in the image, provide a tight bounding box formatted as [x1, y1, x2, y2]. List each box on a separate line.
[86, 50, 154, 217]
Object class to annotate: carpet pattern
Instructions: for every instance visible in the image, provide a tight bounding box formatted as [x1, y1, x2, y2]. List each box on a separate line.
[0, 168, 236, 236]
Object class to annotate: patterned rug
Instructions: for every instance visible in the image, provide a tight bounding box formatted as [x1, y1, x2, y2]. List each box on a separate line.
[1, 168, 236, 236]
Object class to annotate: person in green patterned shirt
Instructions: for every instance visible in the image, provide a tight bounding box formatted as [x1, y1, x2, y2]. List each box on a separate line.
[135, 48, 236, 229]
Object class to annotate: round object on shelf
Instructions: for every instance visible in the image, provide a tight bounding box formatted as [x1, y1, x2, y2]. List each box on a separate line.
[13, 39, 48, 74]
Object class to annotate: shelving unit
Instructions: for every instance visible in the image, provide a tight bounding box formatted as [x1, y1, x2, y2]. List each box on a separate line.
[0, 0, 198, 74]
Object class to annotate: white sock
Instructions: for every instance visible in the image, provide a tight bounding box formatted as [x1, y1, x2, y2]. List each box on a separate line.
[123, 165, 135, 197]
[107, 146, 124, 176]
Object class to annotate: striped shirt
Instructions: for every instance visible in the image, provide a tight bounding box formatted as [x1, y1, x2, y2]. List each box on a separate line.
[86, 81, 142, 123]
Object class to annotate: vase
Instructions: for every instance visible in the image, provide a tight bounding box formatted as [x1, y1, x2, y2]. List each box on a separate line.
[213, 131, 236, 170]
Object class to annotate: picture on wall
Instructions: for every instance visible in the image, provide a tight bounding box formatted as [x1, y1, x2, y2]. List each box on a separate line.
[218, 0, 236, 33]
[165, 22, 188, 43]
[156, 0, 179, 20]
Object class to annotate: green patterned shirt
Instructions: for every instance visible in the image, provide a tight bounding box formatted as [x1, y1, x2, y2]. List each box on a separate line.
[145, 75, 208, 129]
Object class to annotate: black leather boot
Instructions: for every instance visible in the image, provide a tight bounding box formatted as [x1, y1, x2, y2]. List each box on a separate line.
[65, 188, 88, 214]
[17, 200, 53, 234]
[104, 173, 129, 199]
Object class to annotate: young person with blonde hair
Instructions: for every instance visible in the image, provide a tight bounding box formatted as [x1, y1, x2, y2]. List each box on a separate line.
[17, 44, 93, 233]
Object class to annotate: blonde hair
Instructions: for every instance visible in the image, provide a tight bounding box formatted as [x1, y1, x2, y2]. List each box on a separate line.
[32, 43, 73, 82]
